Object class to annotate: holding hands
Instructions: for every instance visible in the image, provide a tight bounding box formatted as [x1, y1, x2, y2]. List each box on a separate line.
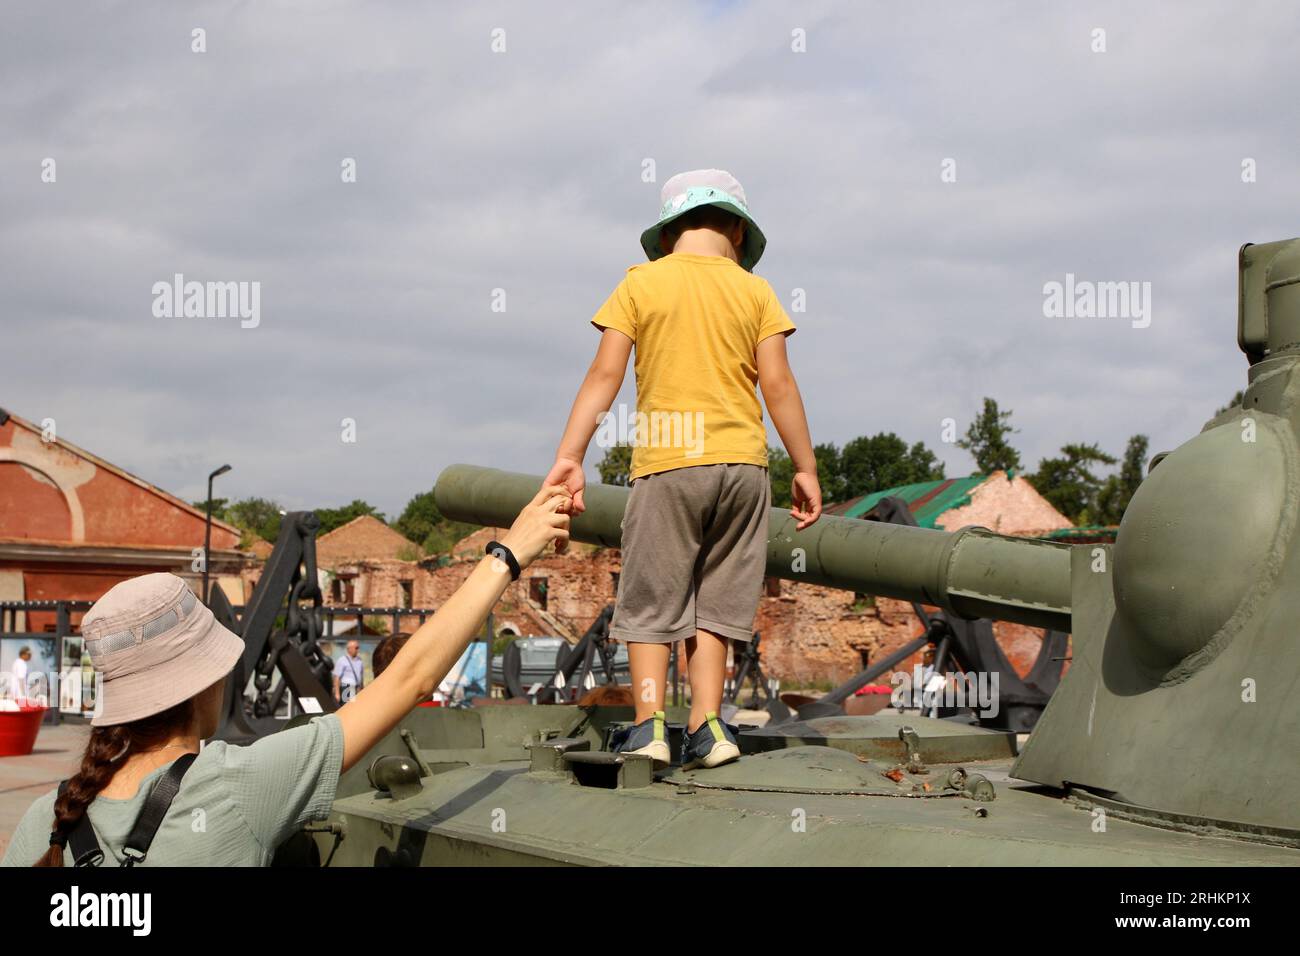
[500, 483, 573, 562]
[542, 457, 586, 516]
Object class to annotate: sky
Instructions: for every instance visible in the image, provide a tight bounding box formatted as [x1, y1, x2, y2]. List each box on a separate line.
[3, 1, 1297, 519]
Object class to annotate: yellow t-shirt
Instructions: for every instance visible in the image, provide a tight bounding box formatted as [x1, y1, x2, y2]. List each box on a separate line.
[591, 252, 796, 481]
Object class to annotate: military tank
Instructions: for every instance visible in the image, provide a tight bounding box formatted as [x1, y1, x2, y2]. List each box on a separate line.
[304, 239, 1300, 866]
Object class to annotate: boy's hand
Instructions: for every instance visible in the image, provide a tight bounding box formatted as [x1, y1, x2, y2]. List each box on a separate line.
[791, 472, 822, 530]
[500, 484, 572, 565]
[542, 457, 586, 516]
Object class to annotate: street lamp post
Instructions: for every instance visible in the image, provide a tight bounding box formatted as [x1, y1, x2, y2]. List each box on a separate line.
[203, 464, 232, 604]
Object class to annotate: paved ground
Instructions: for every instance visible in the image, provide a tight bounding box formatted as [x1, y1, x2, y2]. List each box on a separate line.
[0, 720, 89, 859]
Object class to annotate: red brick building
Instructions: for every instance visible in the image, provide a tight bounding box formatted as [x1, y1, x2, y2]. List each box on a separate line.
[0, 408, 244, 631]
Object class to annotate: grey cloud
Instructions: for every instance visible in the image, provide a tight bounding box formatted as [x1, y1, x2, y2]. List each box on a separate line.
[2, 1, 1296, 515]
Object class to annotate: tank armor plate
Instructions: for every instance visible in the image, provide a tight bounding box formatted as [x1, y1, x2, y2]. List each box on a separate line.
[662, 746, 957, 796]
[741, 713, 1017, 763]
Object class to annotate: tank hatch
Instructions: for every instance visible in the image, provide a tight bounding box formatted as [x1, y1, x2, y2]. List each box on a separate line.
[740, 713, 1016, 763]
[662, 746, 976, 797]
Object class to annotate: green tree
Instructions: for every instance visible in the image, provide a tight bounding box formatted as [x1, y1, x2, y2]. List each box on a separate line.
[770, 435, 945, 507]
[813, 442, 848, 504]
[193, 496, 230, 517]
[1029, 443, 1118, 524]
[768, 442, 849, 507]
[394, 489, 438, 544]
[958, 397, 1023, 474]
[195, 496, 284, 546]
[314, 499, 384, 536]
[1094, 435, 1149, 525]
[597, 444, 633, 486]
[767, 446, 794, 508]
[838, 433, 945, 500]
[395, 487, 477, 557]
[226, 497, 284, 543]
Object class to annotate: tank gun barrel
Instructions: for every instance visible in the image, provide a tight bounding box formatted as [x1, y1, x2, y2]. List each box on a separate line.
[434, 465, 1072, 632]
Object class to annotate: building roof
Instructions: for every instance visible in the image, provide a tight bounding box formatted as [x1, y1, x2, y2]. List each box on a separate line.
[245, 536, 275, 559]
[449, 525, 601, 562]
[0, 407, 242, 548]
[826, 475, 988, 528]
[316, 515, 417, 565]
[825, 471, 1072, 536]
[0, 408, 242, 538]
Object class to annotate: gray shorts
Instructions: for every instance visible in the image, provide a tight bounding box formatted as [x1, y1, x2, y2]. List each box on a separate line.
[611, 462, 770, 645]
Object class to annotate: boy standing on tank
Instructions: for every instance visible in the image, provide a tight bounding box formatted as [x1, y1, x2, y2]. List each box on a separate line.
[544, 169, 821, 769]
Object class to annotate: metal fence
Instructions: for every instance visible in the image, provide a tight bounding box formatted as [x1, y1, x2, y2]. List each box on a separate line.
[251, 604, 437, 639]
[0, 599, 440, 723]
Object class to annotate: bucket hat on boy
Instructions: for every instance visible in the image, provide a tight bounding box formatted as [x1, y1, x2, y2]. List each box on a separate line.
[81, 573, 242, 726]
[640, 169, 767, 272]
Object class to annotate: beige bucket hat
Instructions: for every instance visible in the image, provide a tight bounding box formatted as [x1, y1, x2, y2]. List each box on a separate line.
[81, 573, 243, 726]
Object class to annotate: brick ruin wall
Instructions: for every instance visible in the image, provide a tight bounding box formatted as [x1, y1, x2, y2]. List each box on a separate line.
[754, 583, 1062, 687]
[236, 538, 1059, 688]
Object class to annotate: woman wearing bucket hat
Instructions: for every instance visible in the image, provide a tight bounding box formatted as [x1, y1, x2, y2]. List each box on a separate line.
[1, 484, 571, 867]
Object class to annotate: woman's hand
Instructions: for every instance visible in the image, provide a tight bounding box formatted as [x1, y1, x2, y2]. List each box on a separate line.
[501, 484, 573, 562]
[337, 483, 572, 772]
[791, 471, 823, 530]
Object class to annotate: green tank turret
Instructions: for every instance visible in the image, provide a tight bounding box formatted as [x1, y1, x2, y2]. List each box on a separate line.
[303, 239, 1300, 867]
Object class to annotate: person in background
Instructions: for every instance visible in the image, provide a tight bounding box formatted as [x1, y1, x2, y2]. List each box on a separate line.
[371, 633, 411, 678]
[1, 485, 570, 867]
[332, 639, 365, 704]
[576, 683, 635, 708]
[10, 646, 31, 704]
[920, 646, 937, 687]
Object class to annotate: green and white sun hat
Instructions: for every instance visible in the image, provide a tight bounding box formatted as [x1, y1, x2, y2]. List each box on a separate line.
[640, 168, 767, 272]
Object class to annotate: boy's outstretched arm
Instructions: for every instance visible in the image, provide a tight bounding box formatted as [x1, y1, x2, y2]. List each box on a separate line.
[757, 333, 823, 530]
[544, 328, 633, 520]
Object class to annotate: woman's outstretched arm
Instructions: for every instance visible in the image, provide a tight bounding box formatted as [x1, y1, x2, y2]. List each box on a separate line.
[335, 484, 571, 771]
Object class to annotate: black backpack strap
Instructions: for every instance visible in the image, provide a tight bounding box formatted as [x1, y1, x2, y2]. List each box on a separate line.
[120, 752, 198, 867]
[55, 780, 105, 868]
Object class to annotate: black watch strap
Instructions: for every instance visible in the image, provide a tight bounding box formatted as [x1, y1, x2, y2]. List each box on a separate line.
[485, 540, 521, 580]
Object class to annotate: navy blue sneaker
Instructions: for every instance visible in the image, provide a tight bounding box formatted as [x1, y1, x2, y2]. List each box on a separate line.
[610, 711, 670, 768]
[681, 712, 740, 770]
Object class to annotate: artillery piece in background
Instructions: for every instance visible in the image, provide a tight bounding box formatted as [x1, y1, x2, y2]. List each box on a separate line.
[210, 511, 338, 743]
[301, 239, 1299, 865]
[762, 493, 1070, 731]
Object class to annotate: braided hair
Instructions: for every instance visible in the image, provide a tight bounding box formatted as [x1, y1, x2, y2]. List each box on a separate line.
[35, 698, 194, 867]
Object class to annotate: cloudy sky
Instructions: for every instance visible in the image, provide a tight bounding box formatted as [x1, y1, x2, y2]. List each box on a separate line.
[3, 1, 1297, 519]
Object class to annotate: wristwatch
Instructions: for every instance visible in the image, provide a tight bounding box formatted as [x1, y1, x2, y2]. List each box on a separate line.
[485, 540, 521, 580]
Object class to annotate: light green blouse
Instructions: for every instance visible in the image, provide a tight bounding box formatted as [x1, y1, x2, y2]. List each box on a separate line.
[1, 714, 343, 867]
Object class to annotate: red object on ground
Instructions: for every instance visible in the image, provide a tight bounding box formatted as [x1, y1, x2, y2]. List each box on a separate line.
[0, 706, 47, 757]
[417, 700, 444, 708]
[845, 685, 893, 716]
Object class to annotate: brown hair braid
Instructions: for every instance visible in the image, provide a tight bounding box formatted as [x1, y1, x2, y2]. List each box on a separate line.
[34, 698, 195, 867]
